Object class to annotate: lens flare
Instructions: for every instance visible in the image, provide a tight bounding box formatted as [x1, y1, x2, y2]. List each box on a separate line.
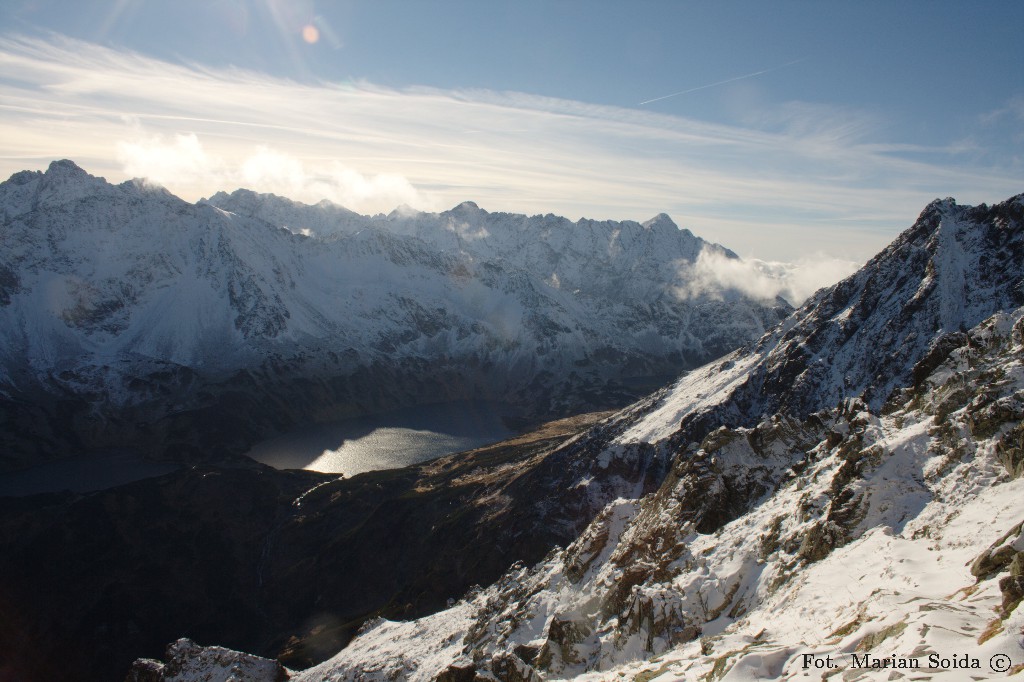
[302, 24, 320, 44]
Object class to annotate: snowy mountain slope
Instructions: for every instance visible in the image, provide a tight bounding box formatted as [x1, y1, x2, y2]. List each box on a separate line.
[0, 161, 790, 469]
[203, 188, 367, 238]
[281, 312, 1024, 681]
[301, 306, 1024, 682]
[127, 195, 1024, 680]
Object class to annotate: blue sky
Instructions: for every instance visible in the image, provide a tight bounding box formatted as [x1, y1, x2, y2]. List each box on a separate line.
[0, 0, 1021, 264]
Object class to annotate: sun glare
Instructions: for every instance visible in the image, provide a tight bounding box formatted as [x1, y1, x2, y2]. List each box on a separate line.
[301, 24, 320, 44]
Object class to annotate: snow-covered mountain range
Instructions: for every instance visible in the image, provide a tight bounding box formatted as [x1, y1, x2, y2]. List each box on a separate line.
[128, 193, 1024, 680]
[0, 160, 789, 470]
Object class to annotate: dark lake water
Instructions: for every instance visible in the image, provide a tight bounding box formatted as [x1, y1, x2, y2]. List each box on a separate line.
[0, 401, 519, 496]
[246, 400, 520, 476]
[0, 452, 180, 497]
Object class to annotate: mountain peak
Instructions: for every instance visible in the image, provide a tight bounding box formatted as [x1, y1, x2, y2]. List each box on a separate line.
[0, 159, 112, 219]
[641, 213, 679, 233]
[39, 159, 103, 192]
[388, 204, 421, 219]
[45, 158, 88, 177]
[917, 196, 960, 221]
[121, 193, 1024, 682]
[448, 200, 486, 216]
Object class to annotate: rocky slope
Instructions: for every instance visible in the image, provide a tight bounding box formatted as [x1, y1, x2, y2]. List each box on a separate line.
[0, 161, 789, 471]
[292, 309, 1019, 679]
[128, 193, 1024, 680]
[295, 306, 1023, 681]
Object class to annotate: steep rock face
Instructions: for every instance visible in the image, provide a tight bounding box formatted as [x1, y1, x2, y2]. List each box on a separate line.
[744, 195, 1024, 417]
[0, 161, 789, 470]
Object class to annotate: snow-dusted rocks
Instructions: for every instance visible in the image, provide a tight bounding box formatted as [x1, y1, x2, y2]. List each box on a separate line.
[0, 161, 789, 470]
[126, 638, 288, 682]
[287, 289, 1024, 682]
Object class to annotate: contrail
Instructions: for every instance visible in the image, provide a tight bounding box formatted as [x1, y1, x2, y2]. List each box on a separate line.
[639, 58, 804, 106]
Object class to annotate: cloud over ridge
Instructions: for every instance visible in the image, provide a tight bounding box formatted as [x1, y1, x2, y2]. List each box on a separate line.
[679, 247, 861, 306]
[116, 133, 431, 213]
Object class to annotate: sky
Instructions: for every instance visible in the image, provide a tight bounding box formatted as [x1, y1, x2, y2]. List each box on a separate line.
[0, 0, 1021, 268]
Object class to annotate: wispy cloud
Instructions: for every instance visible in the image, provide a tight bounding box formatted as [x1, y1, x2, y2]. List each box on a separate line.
[639, 59, 804, 106]
[979, 94, 1024, 126]
[0, 33, 1019, 262]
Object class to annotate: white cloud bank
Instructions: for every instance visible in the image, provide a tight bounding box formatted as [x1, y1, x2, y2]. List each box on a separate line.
[116, 133, 431, 212]
[0, 33, 1019, 262]
[680, 247, 862, 306]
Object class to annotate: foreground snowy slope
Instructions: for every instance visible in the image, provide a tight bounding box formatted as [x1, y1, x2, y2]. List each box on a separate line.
[297, 307, 1022, 681]
[0, 161, 788, 469]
